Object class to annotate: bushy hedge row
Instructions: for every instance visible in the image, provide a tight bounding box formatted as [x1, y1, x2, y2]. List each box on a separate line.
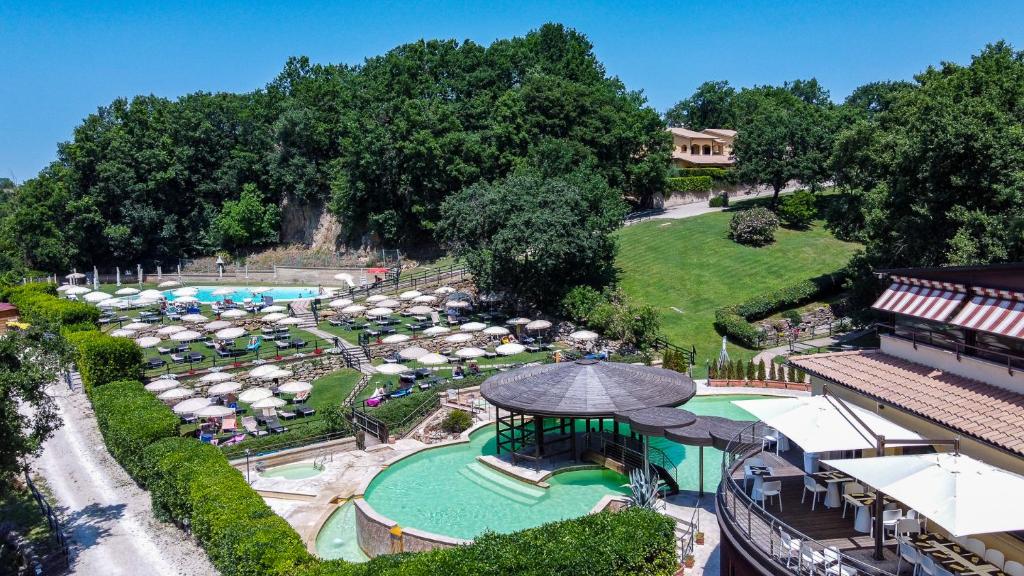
[673, 167, 729, 179]
[715, 272, 847, 348]
[666, 175, 713, 194]
[5, 283, 99, 328]
[68, 330, 143, 390]
[88, 379, 179, 480]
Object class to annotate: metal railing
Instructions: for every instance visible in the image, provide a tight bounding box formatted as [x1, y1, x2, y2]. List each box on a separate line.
[331, 263, 468, 300]
[586, 430, 678, 493]
[24, 469, 70, 569]
[679, 503, 701, 562]
[222, 430, 353, 459]
[718, 422, 897, 576]
[877, 322, 1024, 374]
[652, 337, 697, 368]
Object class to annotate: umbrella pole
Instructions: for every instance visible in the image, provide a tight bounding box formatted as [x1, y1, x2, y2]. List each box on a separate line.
[873, 436, 886, 561]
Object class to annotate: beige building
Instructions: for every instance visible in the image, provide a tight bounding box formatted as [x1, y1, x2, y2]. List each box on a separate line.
[667, 127, 735, 168]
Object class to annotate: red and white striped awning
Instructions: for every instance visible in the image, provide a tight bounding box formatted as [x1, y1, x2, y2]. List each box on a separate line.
[872, 279, 966, 322]
[949, 288, 1024, 340]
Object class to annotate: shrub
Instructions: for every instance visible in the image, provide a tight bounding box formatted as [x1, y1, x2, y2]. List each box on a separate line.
[88, 379, 178, 481]
[769, 362, 778, 381]
[756, 360, 766, 381]
[69, 330, 143, 390]
[672, 167, 729, 179]
[782, 309, 803, 326]
[728, 207, 779, 246]
[778, 190, 817, 229]
[560, 285, 605, 324]
[440, 409, 473, 433]
[666, 176, 713, 194]
[5, 284, 99, 328]
[708, 194, 729, 208]
[734, 273, 845, 321]
[369, 392, 439, 431]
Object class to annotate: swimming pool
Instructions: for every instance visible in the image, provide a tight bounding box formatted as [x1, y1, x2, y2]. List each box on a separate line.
[259, 462, 324, 480]
[163, 286, 325, 304]
[316, 394, 764, 551]
[315, 501, 369, 563]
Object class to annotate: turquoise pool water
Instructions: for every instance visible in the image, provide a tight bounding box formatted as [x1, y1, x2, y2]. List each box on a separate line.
[316, 502, 370, 563]
[260, 462, 324, 480]
[164, 285, 323, 304]
[335, 395, 763, 544]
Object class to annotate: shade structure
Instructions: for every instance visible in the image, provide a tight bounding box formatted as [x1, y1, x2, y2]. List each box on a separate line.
[375, 363, 411, 375]
[275, 316, 304, 325]
[135, 336, 162, 348]
[398, 346, 428, 360]
[250, 396, 286, 410]
[262, 312, 287, 322]
[157, 280, 180, 288]
[66, 272, 86, 279]
[417, 353, 448, 365]
[158, 387, 195, 400]
[180, 314, 209, 323]
[871, 281, 965, 323]
[481, 360, 696, 418]
[949, 292, 1024, 340]
[211, 287, 234, 296]
[171, 330, 203, 342]
[259, 368, 293, 380]
[422, 326, 450, 336]
[57, 284, 73, 291]
[138, 289, 164, 300]
[407, 305, 434, 315]
[200, 371, 234, 383]
[220, 309, 248, 319]
[215, 327, 246, 339]
[340, 305, 366, 315]
[157, 325, 186, 335]
[366, 295, 387, 303]
[569, 330, 599, 342]
[664, 415, 759, 450]
[204, 320, 232, 331]
[455, 347, 486, 359]
[145, 378, 180, 392]
[329, 298, 353, 309]
[334, 272, 354, 283]
[483, 326, 510, 336]
[207, 381, 242, 395]
[614, 407, 697, 436]
[400, 290, 422, 300]
[460, 322, 487, 332]
[261, 305, 286, 313]
[98, 298, 128, 309]
[412, 295, 437, 303]
[381, 334, 410, 344]
[507, 317, 531, 326]
[278, 380, 312, 394]
[66, 286, 92, 295]
[446, 300, 470, 309]
[238, 387, 273, 403]
[173, 397, 211, 414]
[377, 298, 401, 308]
[84, 291, 112, 302]
[434, 286, 455, 294]
[248, 365, 278, 378]
[109, 329, 136, 337]
[173, 287, 198, 297]
[822, 453, 1024, 537]
[444, 333, 473, 344]
[115, 287, 140, 295]
[525, 319, 551, 331]
[366, 307, 394, 318]
[732, 396, 923, 454]
[174, 295, 200, 304]
[195, 405, 235, 418]
[495, 343, 525, 355]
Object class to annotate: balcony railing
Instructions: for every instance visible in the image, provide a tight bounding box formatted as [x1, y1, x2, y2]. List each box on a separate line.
[877, 322, 1024, 374]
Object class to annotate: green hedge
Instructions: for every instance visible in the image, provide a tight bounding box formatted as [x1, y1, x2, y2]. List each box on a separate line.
[89, 379, 179, 480]
[673, 167, 729, 179]
[715, 271, 847, 348]
[708, 194, 728, 208]
[68, 330, 143, 390]
[666, 176, 713, 194]
[5, 283, 99, 328]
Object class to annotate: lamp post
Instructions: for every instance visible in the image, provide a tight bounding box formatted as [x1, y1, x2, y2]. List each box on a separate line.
[245, 448, 251, 484]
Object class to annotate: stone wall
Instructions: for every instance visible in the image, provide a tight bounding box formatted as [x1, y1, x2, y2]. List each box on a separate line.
[707, 379, 810, 392]
[353, 498, 469, 558]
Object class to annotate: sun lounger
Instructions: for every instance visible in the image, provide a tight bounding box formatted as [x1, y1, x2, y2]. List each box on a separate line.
[216, 348, 245, 358]
[221, 416, 237, 432]
[265, 416, 287, 434]
[294, 404, 315, 417]
[290, 339, 306, 348]
[292, 390, 310, 403]
[278, 408, 297, 420]
[242, 416, 267, 437]
[221, 434, 245, 446]
[328, 318, 345, 327]
[275, 340, 292, 350]
[389, 387, 413, 399]
[146, 358, 166, 369]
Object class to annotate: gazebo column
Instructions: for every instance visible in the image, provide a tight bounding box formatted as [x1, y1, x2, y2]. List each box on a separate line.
[495, 417, 501, 455]
[570, 418, 578, 461]
[613, 420, 620, 442]
[699, 446, 704, 496]
[534, 415, 545, 471]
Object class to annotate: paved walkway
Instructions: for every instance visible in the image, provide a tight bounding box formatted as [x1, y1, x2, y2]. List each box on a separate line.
[34, 376, 217, 576]
[625, 184, 804, 226]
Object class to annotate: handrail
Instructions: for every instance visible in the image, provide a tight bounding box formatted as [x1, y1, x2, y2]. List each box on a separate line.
[23, 468, 70, 568]
[876, 322, 1024, 374]
[719, 422, 897, 576]
[678, 502, 701, 561]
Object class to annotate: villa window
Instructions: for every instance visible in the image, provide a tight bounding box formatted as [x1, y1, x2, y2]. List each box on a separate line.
[690, 144, 699, 155]
[703, 145, 711, 155]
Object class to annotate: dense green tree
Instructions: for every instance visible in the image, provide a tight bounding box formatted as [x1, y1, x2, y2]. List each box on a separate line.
[213, 184, 281, 254]
[778, 189, 818, 229]
[664, 80, 736, 130]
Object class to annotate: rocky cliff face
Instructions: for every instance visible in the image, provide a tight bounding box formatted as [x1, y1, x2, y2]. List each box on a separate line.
[279, 194, 342, 251]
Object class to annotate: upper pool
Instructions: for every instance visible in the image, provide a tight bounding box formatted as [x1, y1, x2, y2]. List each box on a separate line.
[350, 394, 763, 542]
[163, 285, 325, 304]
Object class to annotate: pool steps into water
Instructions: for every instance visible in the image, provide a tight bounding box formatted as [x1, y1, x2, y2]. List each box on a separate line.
[457, 462, 547, 505]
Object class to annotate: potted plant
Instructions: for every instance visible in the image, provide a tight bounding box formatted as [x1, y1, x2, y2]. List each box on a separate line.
[684, 554, 695, 568]
[695, 531, 705, 545]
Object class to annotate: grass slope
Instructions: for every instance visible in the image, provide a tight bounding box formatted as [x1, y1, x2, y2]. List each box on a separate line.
[615, 209, 860, 373]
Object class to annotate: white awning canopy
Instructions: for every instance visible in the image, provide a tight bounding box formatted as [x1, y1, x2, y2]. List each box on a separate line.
[733, 396, 923, 453]
[822, 452, 1024, 537]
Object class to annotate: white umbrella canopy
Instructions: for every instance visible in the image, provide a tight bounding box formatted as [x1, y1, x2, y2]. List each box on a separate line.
[822, 453, 1024, 537]
[138, 289, 164, 300]
[496, 343, 525, 356]
[434, 286, 455, 294]
[66, 286, 92, 296]
[97, 298, 124, 308]
[172, 397, 211, 414]
[377, 299, 401, 308]
[398, 346, 429, 360]
[262, 312, 287, 322]
[570, 330, 599, 342]
[158, 387, 195, 400]
[251, 396, 286, 410]
[422, 326, 450, 336]
[483, 326, 510, 336]
[84, 291, 112, 302]
[382, 334, 411, 344]
[135, 336, 162, 348]
[412, 294, 437, 303]
[444, 333, 473, 344]
[328, 298, 353, 309]
[417, 353, 448, 365]
[180, 314, 209, 323]
[340, 305, 366, 315]
[200, 371, 234, 383]
[157, 325, 186, 335]
[173, 287, 198, 297]
[446, 300, 471, 309]
[204, 320, 233, 331]
[123, 322, 150, 330]
[260, 305, 286, 313]
[525, 319, 552, 331]
[220, 309, 248, 319]
[207, 381, 242, 395]
[732, 396, 923, 454]
[57, 283, 74, 291]
[507, 317, 531, 326]
[145, 378, 180, 392]
[115, 287, 140, 295]
[366, 294, 387, 303]
[157, 280, 181, 288]
[215, 327, 246, 339]
[211, 287, 235, 296]
[278, 380, 312, 394]
[407, 305, 434, 315]
[276, 316, 304, 325]
[195, 405, 235, 418]
[260, 368, 293, 380]
[375, 363, 411, 375]
[109, 329, 136, 337]
[460, 322, 487, 332]
[455, 347, 486, 359]
[171, 330, 203, 342]
[238, 387, 273, 403]
[399, 290, 422, 300]
[333, 272, 354, 283]
[248, 364, 278, 378]
[366, 307, 394, 318]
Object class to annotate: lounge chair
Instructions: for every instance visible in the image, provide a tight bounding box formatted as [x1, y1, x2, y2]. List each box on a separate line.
[390, 387, 413, 399]
[242, 416, 267, 437]
[221, 434, 246, 446]
[246, 336, 262, 352]
[146, 358, 166, 369]
[290, 339, 307, 349]
[292, 390, 310, 404]
[294, 404, 315, 417]
[265, 416, 287, 434]
[221, 416, 237, 433]
[157, 346, 172, 355]
[278, 408, 297, 420]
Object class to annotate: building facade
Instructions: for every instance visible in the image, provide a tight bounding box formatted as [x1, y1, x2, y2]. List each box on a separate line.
[667, 127, 736, 168]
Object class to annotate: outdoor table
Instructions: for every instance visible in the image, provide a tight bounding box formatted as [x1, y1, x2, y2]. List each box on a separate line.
[812, 470, 854, 508]
[745, 465, 774, 500]
[843, 492, 894, 533]
[912, 533, 1006, 576]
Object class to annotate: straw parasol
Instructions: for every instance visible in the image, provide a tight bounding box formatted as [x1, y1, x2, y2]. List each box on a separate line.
[382, 334, 411, 344]
[278, 380, 312, 394]
[171, 330, 202, 342]
[398, 346, 428, 360]
[483, 326, 510, 336]
[172, 397, 211, 415]
[445, 333, 473, 344]
[460, 322, 487, 332]
[145, 378, 180, 392]
[496, 343, 525, 355]
[207, 381, 242, 395]
[417, 353, 448, 365]
[195, 405, 235, 418]
[422, 326, 450, 336]
[375, 363, 411, 375]
[215, 327, 246, 339]
[220, 309, 248, 319]
[200, 371, 234, 383]
[399, 290, 422, 300]
[238, 387, 273, 403]
[455, 347, 486, 359]
[157, 325, 186, 335]
[135, 336, 162, 348]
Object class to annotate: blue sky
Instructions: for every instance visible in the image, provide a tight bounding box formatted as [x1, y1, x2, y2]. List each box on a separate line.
[2, 0, 1022, 181]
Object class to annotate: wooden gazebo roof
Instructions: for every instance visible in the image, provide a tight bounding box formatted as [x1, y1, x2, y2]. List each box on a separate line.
[480, 360, 696, 418]
[665, 416, 759, 449]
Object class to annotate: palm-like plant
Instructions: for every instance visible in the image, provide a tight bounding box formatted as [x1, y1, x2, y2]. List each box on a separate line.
[628, 468, 661, 510]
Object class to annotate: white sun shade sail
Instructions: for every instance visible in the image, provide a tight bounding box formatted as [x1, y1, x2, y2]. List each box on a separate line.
[366, 294, 387, 303]
[455, 347, 486, 358]
[483, 326, 510, 336]
[262, 312, 286, 322]
[399, 290, 422, 300]
[460, 322, 487, 332]
[444, 333, 473, 344]
[172, 397, 211, 414]
[157, 280, 181, 288]
[340, 305, 366, 314]
[157, 325, 186, 335]
[381, 334, 411, 344]
[260, 305, 286, 313]
[525, 319, 551, 330]
[398, 346, 428, 360]
[135, 336, 162, 348]
[732, 396, 923, 454]
[204, 320, 233, 331]
[412, 295, 437, 303]
[173, 287, 198, 297]
[115, 287, 140, 295]
[84, 291, 112, 302]
[238, 387, 273, 403]
[220, 309, 248, 318]
[328, 299, 353, 309]
[207, 381, 242, 395]
[277, 380, 312, 394]
[180, 314, 209, 323]
[215, 327, 246, 339]
[195, 405, 235, 418]
[145, 378, 180, 392]
[822, 452, 1024, 537]
[422, 326, 450, 336]
[495, 343, 525, 355]
[570, 330, 599, 341]
[417, 353, 448, 365]
[200, 371, 234, 383]
[375, 363, 411, 375]
[158, 387, 195, 400]
[250, 396, 286, 410]
[171, 330, 203, 342]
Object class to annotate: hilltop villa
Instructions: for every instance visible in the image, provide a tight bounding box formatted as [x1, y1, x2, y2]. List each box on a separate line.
[667, 127, 736, 168]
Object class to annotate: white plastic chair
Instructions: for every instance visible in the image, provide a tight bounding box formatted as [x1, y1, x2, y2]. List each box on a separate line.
[896, 537, 919, 576]
[842, 482, 866, 518]
[802, 476, 828, 510]
[984, 549, 1005, 570]
[1003, 560, 1024, 576]
[763, 428, 781, 454]
[964, 538, 986, 556]
[871, 509, 902, 539]
[799, 541, 827, 575]
[760, 480, 783, 511]
[896, 518, 921, 539]
[919, 555, 936, 576]
[778, 528, 801, 567]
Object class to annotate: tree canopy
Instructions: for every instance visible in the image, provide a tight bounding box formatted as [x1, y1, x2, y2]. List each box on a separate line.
[664, 80, 736, 130]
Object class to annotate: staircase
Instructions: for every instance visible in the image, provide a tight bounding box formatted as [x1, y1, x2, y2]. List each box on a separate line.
[288, 299, 318, 329]
[584, 433, 680, 496]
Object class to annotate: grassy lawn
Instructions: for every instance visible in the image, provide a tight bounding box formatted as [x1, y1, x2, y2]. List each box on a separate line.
[0, 477, 59, 569]
[615, 203, 860, 374]
[309, 369, 362, 409]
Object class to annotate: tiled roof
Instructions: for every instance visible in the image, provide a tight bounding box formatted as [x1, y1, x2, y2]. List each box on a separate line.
[667, 127, 718, 140]
[703, 128, 737, 138]
[790, 350, 1024, 455]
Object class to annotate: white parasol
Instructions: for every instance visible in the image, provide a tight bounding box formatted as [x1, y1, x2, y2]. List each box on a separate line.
[207, 381, 242, 395]
[238, 387, 273, 403]
[200, 371, 234, 383]
[340, 305, 366, 315]
[260, 305, 286, 313]
[399, 290, 422, 300]
[115, 287, 140, 296]
[455, 347, 486, 359]
[496, 343, 526, 355]
[215, 327, 246, 339]
[261, 312, 286, 322]
[158, 387, 195, 400]
[172, 397, 211, 414]
[277, 380, 312, 394]
[422, 326, 450, 336]
[412, 294, 437, 303]
[135, 336, 162, 348]
[220, 309, 248, 319]
[328, 298, 354, 309]
[526, 319, 552, 331]
[375, 363, 411, 375]
[194, 405, 235, 418]
[569, 330, 599, 342]
[366, 307, 394, 318]
[180, 314, 209, 323]
[444, 333, 473, 344]
[398, 346, 428, 360]
[417, 353, 448, 365]
[381, 334, 411, 344]
[483, 326, 510, 336]
[460, 322, 487, 332]
[145, 379, 180, 392]
[157, 325, 186, 335]
[171, 330, 202, 342]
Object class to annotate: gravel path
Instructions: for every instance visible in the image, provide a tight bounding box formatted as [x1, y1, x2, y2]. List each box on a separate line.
[33, 379, 218, 576]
